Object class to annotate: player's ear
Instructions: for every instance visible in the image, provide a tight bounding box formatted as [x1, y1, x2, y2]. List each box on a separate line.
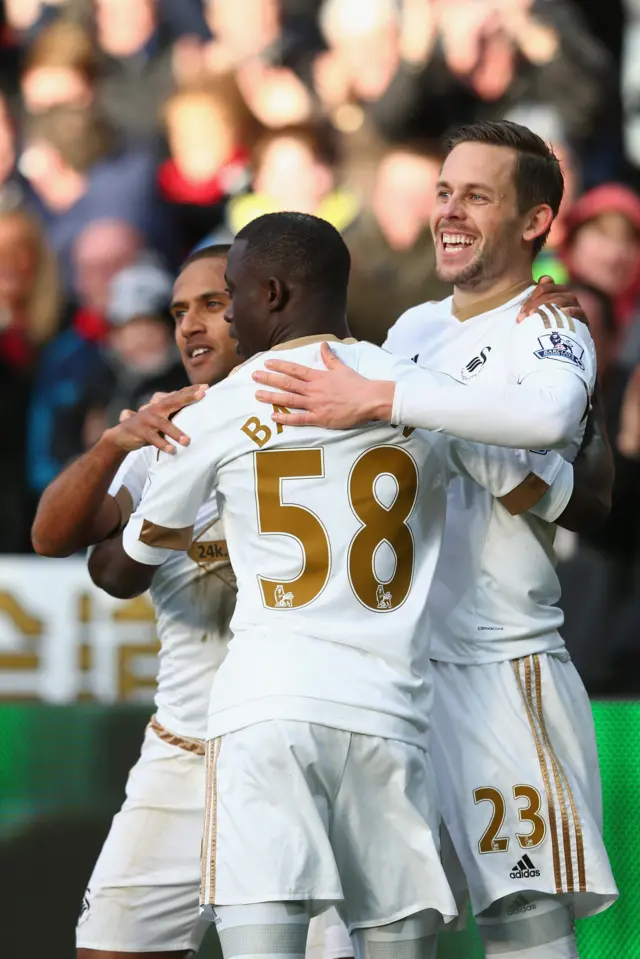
[267, 277, 289, 312]
[522, 204, 554, 247]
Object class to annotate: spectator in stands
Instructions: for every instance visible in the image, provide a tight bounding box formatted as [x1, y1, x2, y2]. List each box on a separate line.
[313, 0, 454, 139]
[158, 77, 253, 253]
[0, 94, 24, 210]
[20, 20, 96, 114]
[81, 257, 186, 445]
[93, 0, 176, 146]
[563, 183, 640, 336]
[20, 105, 175, 289]
[227, 123, 358, 235]
[27, 217, 144, 495]
[0, 205, 61, 368]
[0, 207, 61, 551]
[344, 142, 450, 344]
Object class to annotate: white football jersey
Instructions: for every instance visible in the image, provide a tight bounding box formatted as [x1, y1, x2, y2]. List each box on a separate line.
[122, 335, 566, 747]
[108, 448, 236, 739]
[384, 282, 597, 664]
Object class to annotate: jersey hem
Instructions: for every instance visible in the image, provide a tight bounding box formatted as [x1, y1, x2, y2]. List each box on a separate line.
[430, 632, 566, 664]
[207, 701, 427, 749]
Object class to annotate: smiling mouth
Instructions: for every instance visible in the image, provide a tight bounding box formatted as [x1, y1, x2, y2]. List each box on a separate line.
[440, 232, 477, 255]
[187, 347, 213, 360]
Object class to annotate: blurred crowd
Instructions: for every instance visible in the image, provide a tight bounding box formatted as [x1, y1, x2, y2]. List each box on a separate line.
[1, 0, 640, 691]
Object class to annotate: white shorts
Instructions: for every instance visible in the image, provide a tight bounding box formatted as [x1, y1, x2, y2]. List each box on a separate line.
[76, 721, 210, 953]
[201, 719, 457, 932]
[431, 652, 619, 918]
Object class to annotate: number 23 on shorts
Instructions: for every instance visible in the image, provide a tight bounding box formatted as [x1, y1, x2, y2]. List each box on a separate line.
[474, 785, 547, 854]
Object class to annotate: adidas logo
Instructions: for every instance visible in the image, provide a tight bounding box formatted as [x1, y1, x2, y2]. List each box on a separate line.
[510, 854, 540, 879]
[507, 894, 537, 916]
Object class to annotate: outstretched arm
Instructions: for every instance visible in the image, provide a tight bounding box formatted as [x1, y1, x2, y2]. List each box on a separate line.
[252, 342, 589, 450]
[31, 385, 207, 557]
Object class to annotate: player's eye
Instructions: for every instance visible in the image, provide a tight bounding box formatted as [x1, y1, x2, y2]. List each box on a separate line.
[207, 299, 224, 310]
[173, 310, 185, 322]
[437, 190, 451, 200]
[469, 193, 487, 202]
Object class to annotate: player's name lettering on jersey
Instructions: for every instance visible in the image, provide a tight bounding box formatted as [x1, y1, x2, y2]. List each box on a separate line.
[241, 407, 291, 448]
[241, 408, 414, 450]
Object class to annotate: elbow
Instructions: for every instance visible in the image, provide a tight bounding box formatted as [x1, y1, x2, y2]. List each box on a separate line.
[583, 494, 611, 532]
[88, 554, 147, 600]
[537, 413, 574, 451]
[31, 524, 75, 558]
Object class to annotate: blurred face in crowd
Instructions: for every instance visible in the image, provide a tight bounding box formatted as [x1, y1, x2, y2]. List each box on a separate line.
[255, 136, 333, 214]
[206, 0, 280, 62]
[165, 94, 237, 181]
[73, 220, 143, 314]
[323, 0, 399, 100]
[171, 256, 238, 385]
[22, 67, 93, 114]
[373, 150, 440, 249]
[567, 214, 640, 298]
[431, 142, 551, 288]
[94, 0, 156, 57]
[109, 316, 174, 374]
[0, 96, 15, 185]
[0, 214, 39, 308]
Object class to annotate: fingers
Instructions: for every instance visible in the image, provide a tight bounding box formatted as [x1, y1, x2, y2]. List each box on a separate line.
[253, 370, 308, 394]
[320, 341, 340, 367]
[119, 409, 135, 423]
[255, 389, 310, 409]
[143, 412, 191, 453]
[262, 359, 314, 381]
[161, 384, 208, 412]
[271, 410, 316, 427]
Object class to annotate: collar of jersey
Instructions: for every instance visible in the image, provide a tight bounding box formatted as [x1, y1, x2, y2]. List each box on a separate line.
[452, 280, 534, 322]
[269, 334, 358, 351]
[229, 334, 358, 376]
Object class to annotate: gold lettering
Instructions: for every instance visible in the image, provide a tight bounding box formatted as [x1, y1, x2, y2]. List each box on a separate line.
[272, 406, 291, 435]
[241, 416, 272, 448]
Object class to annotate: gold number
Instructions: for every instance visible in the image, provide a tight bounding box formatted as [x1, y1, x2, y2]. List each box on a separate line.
[255, 445, 418, 612]
[255, 449, 330, 609]
[348, 446, 418, 611]
[474, 784, 547, 853]
[474, 786, 510, 854]
[514, 784, 546, 849]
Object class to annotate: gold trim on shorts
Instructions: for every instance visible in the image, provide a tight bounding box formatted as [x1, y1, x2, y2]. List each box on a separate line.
[149, 714, 206, 756]
[201, 737, 222, 905]
[513, 654, 587, 894]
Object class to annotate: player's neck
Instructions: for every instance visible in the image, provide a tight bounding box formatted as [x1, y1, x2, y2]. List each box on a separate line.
[452, 268, 533, 318]
[269, 317, 351, 350]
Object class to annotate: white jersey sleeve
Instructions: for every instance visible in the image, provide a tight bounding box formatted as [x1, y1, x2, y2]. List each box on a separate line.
[390, 357, 590, 450]
[445, 438, 571, 517]
[108, 447, 155, 514]
[508, 307, 597, 395]
[121, 397, 224, 567]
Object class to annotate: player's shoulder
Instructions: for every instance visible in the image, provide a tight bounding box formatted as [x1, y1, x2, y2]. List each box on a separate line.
[513, 303, 592, 343]
[385, 297, 452, 348]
